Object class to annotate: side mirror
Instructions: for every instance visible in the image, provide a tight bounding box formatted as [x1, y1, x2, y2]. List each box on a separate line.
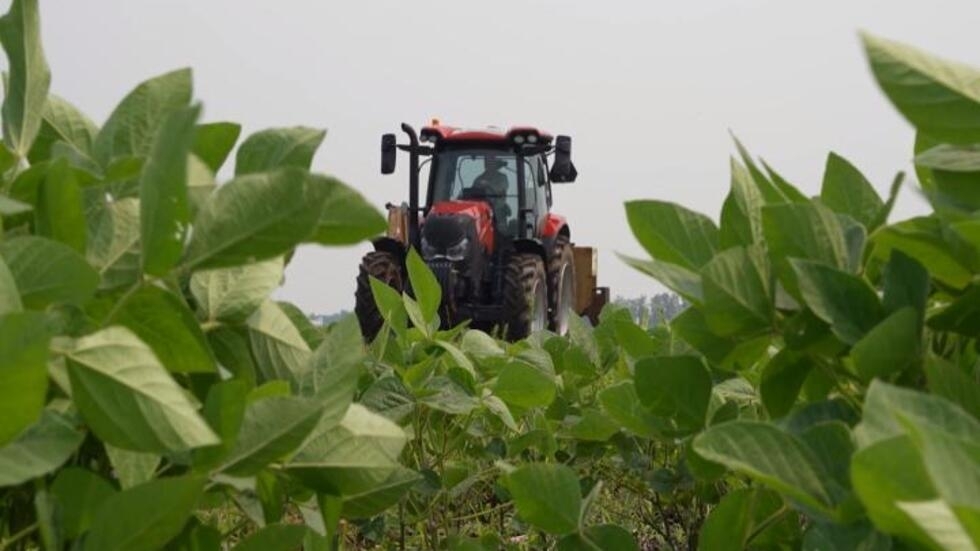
[381, 133, 397, 174]
[549, 135, 577, 183]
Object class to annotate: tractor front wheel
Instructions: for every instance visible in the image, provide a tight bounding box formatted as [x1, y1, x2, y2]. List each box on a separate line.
[355, 251, 403, 341]
[501, 253, 548, 341]
[547, 235, 577, 335]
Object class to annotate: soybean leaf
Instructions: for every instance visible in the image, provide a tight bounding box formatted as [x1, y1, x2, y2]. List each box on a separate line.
[191, 257, 284, 323]
[693, 421, 838, 518]
[625, 200, 718, 270]
[801, 522, 892, 551]
[286, 404, 409, 495]
[296, 315, 364, 426]
[108, 285, 214, 374]
[493, 361, 556, 410]
[872, 216, 973, 289]
[762, 201, 850, 283]
[192, 379, 248, 470]
[0, 0, 50, 156]
[85, 476, 204, 551]
[140, 104, 200, 275]
[186, 154, 216, 217]
[406, 247, 441, 326]
[618, 253, 703, 304]
[634, 355, 712, 433]
[104, 444, 159, 489]
[192, 121, 240, 172]
[35, 158, 86, 252]
[0, 257, 21, 314]
[93, 68, 192, 165]
[791, 259, 883, 345]
[50, 467, 116, 538]
[28, 94, 97, 165]
[820, 152, 884, 230]
[0, 409, 84, 487]
[506, 463, 581, 535]
[849, 307, 920, 381]
[598, 380, 665, 439]
[760, 350, 813, 419]
[557, 525, 639, 551]
[719, 158, 765, 248]
[86, 197, 141, 291]
[925, 357, 980, 420]
[700, 245, 773, 336]
[221, 396, 323, 476]
[733, 135, 808, 203]
[341, 467, 422, 519]
[862, 32, 980, 145]
[235, 126, 325, 175]
[307, 174, 386, 245]
[567, 409, 619, 441]
[882, 250, 929, 318]
[66, 326, 219, 453]
[927, 285, 980, 336]
[234, 524, 308, 551]
[183, 168, 325, 270]
[0, 311, 47, 446]
[360, 376, 415, 422]
[854, 380, 980, 449]
[247, 300, 312, 383]
[0, 235, 98, 309]
[698, 488, 800, 551]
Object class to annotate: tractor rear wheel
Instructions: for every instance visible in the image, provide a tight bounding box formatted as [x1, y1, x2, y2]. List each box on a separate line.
[501, 253, 548, 341]
[355, 251, 403, 341]
[547, 235, 577, 335]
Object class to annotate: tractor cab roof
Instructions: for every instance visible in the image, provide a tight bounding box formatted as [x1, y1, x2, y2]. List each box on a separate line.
[419, 122, 553, 147]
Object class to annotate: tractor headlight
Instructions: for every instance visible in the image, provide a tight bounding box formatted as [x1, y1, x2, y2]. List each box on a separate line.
[445, 238, 469, 261]
[421, 236, 437, 258]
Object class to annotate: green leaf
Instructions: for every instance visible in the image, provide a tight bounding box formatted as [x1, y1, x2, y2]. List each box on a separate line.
[340, 466, 421, 519]
[625, 200, 718, 270]
[760, 350, 813, 419]
[733, 135, 809, 203]
[558, 525, 639, 551]
[286, 404, 409, 495]
[87, 197, 141, 290]
[507, 464, 581, 536]
[820, 152, 885, 230]
[233, 524, 308, 551]
[307, 174, 386, 245]
[190, 257, 283, 323]
[50, 467, 116, 538]
[66, 326, 219, 453]
[700, 245, 773, 336]
[192, 121, 240, 173]
[693, 421, 838, 518]
[719, 158, 765, 248]
[406, 247, 441, 326]
[0, 236, 98, 309]
[618, 253, 702, 304]
[862, 32, 980, 144]
[296, 315, 363, 426]
[925, 357, 980, 420]
[186, 153, 216, 218]
[360, 376, 415, 422]
[420, 376, 479, 415]
[140, 104, 200, 275]
[854, 380, 980, 449]
[221, 396, 323, 476]
[28, 94, 97, 165]
[93, 68, 192, 165]
[108, 285, 215, 374]
[901, 414, 980, 511]
[791, 259, 883, 345]
[849, 307, 920, 381]
[0, 409, 84, 487]
[0, 258, 21, 315]
[235, 126, 325, 175]
[872, 216, 973, 289]
[567, 409, 619, 441]
[802, 522, 891, 551]
[0, 0, 50, 156]
[0, 311, 47, 446]
[85, 476, 204, 551]
[882, 250, 929, 317]
[192, 379, 247, 470]
[698, 488, 798, 551]
[598, 380, 664, 439]
[35, 159, 86, 252]
[762, 201, 850, 278]
[246, 300, 312, 383]
[634, 355, 712, 432]
[184, 168, 325, 270]
[927, 285, 980, 336]
[104, 444, 159, 489]
[493, 361, 556, 409]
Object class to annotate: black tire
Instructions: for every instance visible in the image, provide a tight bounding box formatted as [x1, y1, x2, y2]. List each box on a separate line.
[501, 253, 548, 341]
[355, 251, 403, 341]
[547, 235, 577, 335]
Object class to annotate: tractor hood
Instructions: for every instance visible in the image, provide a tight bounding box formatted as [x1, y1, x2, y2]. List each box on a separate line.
[424, 200, 495, 254]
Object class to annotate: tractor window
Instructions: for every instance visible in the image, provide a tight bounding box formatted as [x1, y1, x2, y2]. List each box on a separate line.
[430, 149, 520, 234]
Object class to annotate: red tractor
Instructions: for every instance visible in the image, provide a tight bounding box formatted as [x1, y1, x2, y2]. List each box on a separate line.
[355, 122, 608, 341]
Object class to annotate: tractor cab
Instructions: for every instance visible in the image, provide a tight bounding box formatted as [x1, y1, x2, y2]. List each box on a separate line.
[355, 121, 605, 342]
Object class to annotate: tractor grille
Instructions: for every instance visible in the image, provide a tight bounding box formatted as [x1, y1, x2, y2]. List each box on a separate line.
[427, 260, 456, 298]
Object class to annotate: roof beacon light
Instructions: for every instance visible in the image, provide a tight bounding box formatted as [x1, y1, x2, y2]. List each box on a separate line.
[513, 135, 526, 145]
[527, 134, 539, 144]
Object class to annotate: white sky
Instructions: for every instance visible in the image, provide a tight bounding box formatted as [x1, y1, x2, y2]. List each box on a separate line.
[25, 1, 980, 313]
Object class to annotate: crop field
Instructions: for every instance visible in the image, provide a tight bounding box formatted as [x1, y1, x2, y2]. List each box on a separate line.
[1, 0, 979, 549]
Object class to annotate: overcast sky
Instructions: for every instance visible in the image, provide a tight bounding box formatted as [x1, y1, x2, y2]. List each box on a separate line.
[26, 1, 980, 313]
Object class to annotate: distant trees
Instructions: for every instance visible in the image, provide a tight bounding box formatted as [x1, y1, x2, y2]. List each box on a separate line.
[613, 292, 686, 326]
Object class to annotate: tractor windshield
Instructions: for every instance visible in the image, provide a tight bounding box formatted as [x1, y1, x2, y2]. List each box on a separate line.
[429, 149, 520, 234]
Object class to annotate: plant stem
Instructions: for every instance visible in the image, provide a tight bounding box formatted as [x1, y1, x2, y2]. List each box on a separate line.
[1, 522, 38, 551]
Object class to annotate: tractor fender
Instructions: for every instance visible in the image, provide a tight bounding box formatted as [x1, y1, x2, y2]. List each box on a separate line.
[371, 237, 408, 260]
[512, 238, 548, 263]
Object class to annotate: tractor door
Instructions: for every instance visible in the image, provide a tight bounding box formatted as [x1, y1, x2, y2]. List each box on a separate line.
[522, 155, 550, 235]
